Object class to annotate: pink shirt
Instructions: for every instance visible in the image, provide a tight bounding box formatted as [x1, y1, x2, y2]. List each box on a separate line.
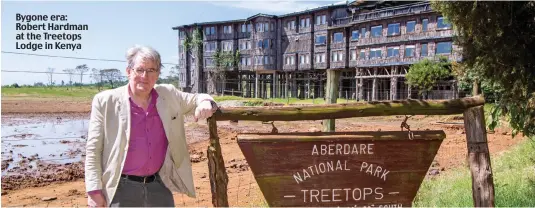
[122, 89, 168, 176]
[88, 89, 168, 196]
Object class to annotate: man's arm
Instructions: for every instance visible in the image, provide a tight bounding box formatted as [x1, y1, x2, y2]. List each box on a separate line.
[85, 94, 105, 193]
[172, 87, 216, 117]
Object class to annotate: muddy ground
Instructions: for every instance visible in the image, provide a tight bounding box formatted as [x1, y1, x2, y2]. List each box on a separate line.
[0, 98, 526, 207]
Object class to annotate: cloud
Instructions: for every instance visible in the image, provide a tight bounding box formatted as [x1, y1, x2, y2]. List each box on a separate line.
[211, 1, 331, 14]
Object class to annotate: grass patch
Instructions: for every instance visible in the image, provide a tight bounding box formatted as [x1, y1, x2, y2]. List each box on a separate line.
[413, 139, 535, 207]
[2, 86, 100, 98]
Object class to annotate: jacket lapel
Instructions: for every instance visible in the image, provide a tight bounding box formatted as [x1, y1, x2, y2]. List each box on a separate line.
[119, 85, 131, 144]
[155, 87, 172, 143]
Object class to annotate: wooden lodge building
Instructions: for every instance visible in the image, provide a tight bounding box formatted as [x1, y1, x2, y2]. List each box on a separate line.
[172, 1, 462, 101]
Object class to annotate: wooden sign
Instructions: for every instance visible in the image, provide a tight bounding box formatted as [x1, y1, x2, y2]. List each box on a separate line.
[237, 131, 445, 207]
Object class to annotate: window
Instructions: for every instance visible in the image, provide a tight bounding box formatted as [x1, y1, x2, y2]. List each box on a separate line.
[422, 18, 428, 32]
[360, 50, 366, 60]
[332, 50, 343, 62]
[371, 25, 382, 37]
[264, 22, 269, 32]
[223, 25, 232, 34]
[205, 58, 214, 66]
[246, 41, 251, 49]
[291, 56, 295, 65]
[369, 48, 382, 59]
[241, 24, 246, 33]
[300, 54, 306, 64]
[387, 23, 400, 36]
[287, 20, 296, 29]
[301, 18, 305, 28]
[257, 23, 264, 32]
[437, 16, 451, 29]
[205, 26, 216, 35]
[361, 28, 366, 38]
[436, 41, 452, 54]
[271, 23, 274, 31]
[387, 47, 399, 57]
[406, 21, 416, 33]
[315, 35, 326, 45]
[306, 18, 310, 27]
[421, 43, 428, 57]
[257, 40, 263, 49]
[351, 30, 359, 40]
[223, 41, 232, 51]
[306, 54, 310, 64]
[247, 24, 252, 32]
[405, 45, 415, 57]
[350, 49, 357, 60]
[316, 53, 325, 63]
[205, 42, 216, 52]
[333, 32, 343, 43]
[247, 57, 251, 66]
[322, 15, 326, 25]
[264, 56, 270, 65]
[263, 39, 270, 49]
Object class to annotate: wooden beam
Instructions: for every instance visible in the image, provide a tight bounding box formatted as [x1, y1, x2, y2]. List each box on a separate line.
[323, 69, 340, 132]
[213, 96, 485, 121]
[463, 106, 496, 207]
[207, 117, 229, 207]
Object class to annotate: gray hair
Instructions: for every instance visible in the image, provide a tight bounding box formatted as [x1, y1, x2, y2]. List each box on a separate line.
[125, 45, 163, 71]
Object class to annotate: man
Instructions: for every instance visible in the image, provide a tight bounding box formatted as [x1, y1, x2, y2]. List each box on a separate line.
[85, 45, 217, 207]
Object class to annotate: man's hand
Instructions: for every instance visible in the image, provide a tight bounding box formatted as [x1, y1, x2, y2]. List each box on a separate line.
[194, 100, 217, 122]
[87, 191, 107, 207]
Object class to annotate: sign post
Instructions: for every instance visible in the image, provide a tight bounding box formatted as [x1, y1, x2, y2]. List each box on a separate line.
[238, 131, 445, 207]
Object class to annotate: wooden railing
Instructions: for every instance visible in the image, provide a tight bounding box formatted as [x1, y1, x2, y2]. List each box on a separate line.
[357, 30, 454, 46]
[205, 95, 495, 207]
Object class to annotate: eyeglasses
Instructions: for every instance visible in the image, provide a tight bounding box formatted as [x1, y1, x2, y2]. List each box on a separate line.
[132, 68, 159, 76]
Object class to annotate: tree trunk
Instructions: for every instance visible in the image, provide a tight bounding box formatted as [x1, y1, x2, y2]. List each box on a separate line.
[207, 117, 229, 207]
[463, 106, 496, 207]
[323, 69, 340, 132]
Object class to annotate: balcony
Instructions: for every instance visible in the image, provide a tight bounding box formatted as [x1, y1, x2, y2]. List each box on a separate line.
[356, 30, 454, 47]
[357, 54, 462, 67]
[352, 2, 432, 24]
[331, 2, 433, 27]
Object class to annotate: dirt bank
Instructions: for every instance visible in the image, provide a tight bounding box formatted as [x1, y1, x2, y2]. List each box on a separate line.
[1, 98, 92, 114]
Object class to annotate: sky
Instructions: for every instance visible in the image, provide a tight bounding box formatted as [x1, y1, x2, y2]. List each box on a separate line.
[1, 0, 340, 86]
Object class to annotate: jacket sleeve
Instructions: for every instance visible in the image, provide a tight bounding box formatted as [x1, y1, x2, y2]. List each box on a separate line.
[171, 86, 214, 116]
[85, 94, 105, 193]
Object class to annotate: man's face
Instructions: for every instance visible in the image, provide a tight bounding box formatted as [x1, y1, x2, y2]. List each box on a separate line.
[127, 59, 160, 95]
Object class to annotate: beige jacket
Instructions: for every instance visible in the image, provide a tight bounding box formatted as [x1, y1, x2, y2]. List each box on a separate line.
[84, 84, 213, 203]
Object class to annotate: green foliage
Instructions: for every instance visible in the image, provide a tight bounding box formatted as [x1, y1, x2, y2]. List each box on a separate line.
[432, 1, 535, 137]
[406, 56, 451, 94]
[413, 140, 535, 206]
[1, 86, 99, 98]
[183, 28, 202, 51]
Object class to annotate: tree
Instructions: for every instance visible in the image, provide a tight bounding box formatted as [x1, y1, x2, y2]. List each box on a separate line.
[100, 68, 122, 89]
[432, 1, 535, 137]
[63, 68, 75, 87]
[46, 67, 55, 88]
[75, 64, 89, 88]
[90, 68, 102, 91]
[208, 49, 239, 95]
[406, 56, 451, 98]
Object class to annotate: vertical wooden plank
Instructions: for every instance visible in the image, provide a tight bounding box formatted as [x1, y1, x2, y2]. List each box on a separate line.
[255, 72, 259, 98]
[207, 117, 229, 207]
[463, 106, 495, 207]
[323, 69, 340, 132]
[372, 68, 377, 101]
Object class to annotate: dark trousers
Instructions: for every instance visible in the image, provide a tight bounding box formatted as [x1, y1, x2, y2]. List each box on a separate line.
[110, 174, 174, 207]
